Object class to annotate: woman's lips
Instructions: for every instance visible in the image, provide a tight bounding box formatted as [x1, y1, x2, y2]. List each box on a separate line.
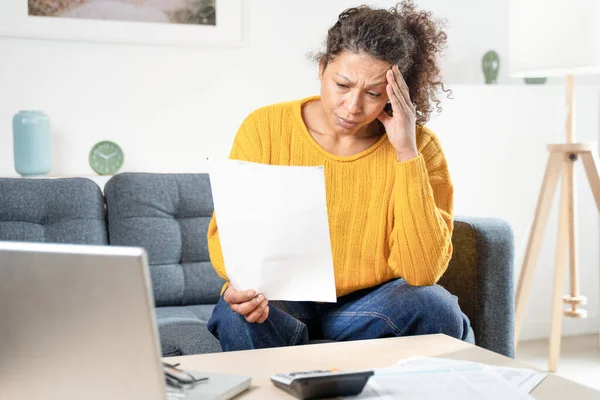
[336, 115, 359, 129]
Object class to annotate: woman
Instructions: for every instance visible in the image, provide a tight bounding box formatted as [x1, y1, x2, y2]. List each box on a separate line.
[207, 1, 473, 351]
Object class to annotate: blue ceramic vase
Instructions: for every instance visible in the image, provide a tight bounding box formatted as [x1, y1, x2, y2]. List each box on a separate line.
[13, 111, 51, 177]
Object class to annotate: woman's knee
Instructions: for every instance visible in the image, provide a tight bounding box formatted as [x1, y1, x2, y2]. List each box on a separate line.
[411, 285, 468, 339]
[208, 296, 310, 351]
[348, 279, 469, 340]
[207, 296, 248, 337]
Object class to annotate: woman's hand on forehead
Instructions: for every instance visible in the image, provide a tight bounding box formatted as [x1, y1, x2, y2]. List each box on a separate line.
[377, 65, 418, 162]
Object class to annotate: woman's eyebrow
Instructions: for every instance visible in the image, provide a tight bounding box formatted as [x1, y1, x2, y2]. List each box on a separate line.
[335, 73, 386, 88]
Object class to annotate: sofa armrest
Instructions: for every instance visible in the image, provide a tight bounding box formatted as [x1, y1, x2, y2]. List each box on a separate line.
[439, 216, 515, 358]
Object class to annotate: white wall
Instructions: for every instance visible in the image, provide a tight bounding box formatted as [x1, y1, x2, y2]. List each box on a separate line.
[0, 0, 599, 340]
[428, 86, 600, 341]
[5, 0, 596, 177]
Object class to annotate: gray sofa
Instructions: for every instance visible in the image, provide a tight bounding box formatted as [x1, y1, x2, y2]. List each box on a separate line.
[0, 173, 515, 357]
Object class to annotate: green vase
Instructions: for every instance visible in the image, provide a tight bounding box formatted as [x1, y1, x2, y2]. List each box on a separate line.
[482, 50, 500, 84]
[524, 77, 547, 85]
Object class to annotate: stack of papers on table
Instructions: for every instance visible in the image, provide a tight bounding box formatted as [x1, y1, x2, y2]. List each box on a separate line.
[351, 356, 547, 399]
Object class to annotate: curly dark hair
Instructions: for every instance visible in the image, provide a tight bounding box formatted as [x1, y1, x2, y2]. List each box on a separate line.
[316, 1, 449, 125]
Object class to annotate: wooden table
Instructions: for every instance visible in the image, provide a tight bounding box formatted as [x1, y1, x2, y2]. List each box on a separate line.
[166, 334, 600, 399]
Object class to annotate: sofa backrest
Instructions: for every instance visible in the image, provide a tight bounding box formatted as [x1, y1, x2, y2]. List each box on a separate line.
[104, 173, 224, 307]
[0, 178, 108, 245]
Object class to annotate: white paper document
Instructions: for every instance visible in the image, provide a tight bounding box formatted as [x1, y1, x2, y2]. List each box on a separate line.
[347, 356, 546, 400]
[208, 159, 337, 302]
[390, 356, 546, 394]
[486, 365, 546, 394]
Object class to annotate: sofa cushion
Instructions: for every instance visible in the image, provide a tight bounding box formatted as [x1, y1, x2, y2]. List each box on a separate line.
[104, 173, 224, 307]
[439, 217, 515, 356]
[440, 220, 478, 333]
[0, 178, 108, 245]
[155, 305, 221, 356]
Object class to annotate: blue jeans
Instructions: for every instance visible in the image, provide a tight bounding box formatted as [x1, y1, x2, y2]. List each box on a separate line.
[207, 278, 474, 352]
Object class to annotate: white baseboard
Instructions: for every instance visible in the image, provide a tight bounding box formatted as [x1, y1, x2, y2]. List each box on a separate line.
[518, 315, 600, 342]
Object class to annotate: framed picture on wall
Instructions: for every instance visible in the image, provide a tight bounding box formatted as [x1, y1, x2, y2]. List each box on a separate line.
[0, 0, 243, 47]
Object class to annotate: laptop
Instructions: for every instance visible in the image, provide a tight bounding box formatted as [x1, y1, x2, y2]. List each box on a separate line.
[0, 241, 250, 400]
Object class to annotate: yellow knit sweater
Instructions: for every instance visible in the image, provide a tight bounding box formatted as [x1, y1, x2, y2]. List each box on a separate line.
[207, 96, 454, 297]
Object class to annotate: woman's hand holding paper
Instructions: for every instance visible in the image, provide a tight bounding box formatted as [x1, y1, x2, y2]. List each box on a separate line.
[223, 287, 270, 323]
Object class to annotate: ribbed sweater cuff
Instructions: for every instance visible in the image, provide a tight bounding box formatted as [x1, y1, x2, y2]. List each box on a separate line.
[395, 153, 428, 185]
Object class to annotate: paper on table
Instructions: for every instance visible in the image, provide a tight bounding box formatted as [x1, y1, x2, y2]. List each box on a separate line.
[483, 366, 546, 394]
[356, 366, 533, 400]
[208, 159, 337, 302]
[348, 356, 542, 399]
[392, 357, 546, 394]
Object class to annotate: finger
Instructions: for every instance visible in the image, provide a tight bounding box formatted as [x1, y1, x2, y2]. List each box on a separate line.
[235, 293, 266, 316]
[386, 82, 404, 116]
[245, 300, 269, 323]
[387, 69, 408, 112]
[386, 70, 406, 114]
[394, 65, 415, 112]
[256, 306, 270, 324]
[224, 286, 256, 305]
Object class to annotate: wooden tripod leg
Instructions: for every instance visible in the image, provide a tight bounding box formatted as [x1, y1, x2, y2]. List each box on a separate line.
[562, 156, 587, 319]
[581, 151, 600, 213]
[566, 159, 580, 313]
[515, 152, 564, 349]
[549, 162, 570, 372]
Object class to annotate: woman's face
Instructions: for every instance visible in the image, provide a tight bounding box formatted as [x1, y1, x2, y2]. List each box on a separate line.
[319, 50, 391, 136]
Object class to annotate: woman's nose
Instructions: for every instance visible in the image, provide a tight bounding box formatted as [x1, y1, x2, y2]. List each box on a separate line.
[345, 92, 362, 114]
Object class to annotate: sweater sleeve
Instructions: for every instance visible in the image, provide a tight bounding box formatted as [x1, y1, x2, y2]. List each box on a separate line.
[387, 126, 454, 286]
[207, 109, 267, 282]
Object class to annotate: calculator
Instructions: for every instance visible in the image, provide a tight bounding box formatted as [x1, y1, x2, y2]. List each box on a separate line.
[270, 369, 374, 399]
